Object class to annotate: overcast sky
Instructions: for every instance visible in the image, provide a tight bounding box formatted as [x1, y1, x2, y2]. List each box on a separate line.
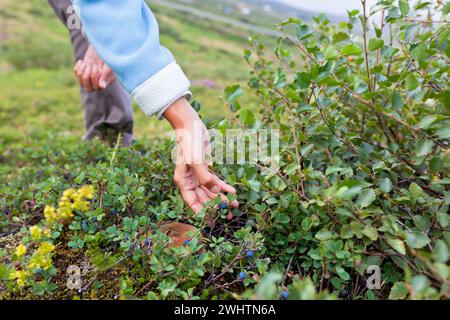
[275, 0, 379, 16]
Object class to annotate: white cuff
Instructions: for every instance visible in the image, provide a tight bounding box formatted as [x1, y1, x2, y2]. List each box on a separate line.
[131, 62, 192, 119]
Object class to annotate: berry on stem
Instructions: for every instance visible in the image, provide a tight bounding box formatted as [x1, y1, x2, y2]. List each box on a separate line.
[246, 250, 255, 258]
[239, 271, 246, 280]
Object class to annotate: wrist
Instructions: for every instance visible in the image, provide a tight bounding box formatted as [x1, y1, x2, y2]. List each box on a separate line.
[164, 98, 199, 130]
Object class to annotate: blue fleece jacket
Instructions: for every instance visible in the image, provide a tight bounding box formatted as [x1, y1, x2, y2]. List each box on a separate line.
[72, 0, 191, 118]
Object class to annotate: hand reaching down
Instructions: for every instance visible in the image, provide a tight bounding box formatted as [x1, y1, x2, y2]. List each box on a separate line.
[174, 163, 239, 215]
[164, 98, 239, 217]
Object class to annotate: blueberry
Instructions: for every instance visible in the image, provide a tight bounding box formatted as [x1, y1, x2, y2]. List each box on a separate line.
[246, 250, 255, 258]
[281, 290, 288, 300]
[220, 202, 227, 210]
[124, 236, 129, 241]
[144, 239, 151, 246]
[202, 227, 211, 235]
[339, 288, 349, 299]
[183, 239, 190, 246]
[239, 271, 246, 280]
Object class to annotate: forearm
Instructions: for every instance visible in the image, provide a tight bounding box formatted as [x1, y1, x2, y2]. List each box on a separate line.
[73, 0, 191, 117]
[164, 98, 200, 130]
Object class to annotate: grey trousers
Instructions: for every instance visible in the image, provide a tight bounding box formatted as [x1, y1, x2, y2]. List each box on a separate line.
[48, 0, 134, 147]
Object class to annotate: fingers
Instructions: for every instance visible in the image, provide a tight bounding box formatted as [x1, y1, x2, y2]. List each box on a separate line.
[83, 66, 94, 91]
[99, 65, 115, 89]
[195, 187, 210, 204]
[180, 188, 204, 215]
[192, 164, 219, 193]
[74, 59, 116, 91]
[90, 66, 100, 91]
[74, 60, 86, 87]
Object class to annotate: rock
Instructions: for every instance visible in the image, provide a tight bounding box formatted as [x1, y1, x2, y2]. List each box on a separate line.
[160, 222, 202, 248]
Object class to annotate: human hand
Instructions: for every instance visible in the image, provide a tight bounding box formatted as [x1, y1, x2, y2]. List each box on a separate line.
[164, 98, 239, 216]
[74, 44, 116, 91]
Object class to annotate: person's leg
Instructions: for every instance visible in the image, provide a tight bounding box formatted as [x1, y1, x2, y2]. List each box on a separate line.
[48, 0, 135, 147]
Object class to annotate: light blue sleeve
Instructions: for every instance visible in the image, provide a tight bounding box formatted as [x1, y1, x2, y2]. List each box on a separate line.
[73, 0, 191, 117]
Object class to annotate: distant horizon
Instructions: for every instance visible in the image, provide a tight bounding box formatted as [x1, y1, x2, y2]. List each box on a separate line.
[273, 0, 378, 16]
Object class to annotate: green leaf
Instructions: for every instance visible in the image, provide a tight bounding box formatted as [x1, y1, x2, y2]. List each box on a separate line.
[386, 6, 401, 22]
[386, 238, 406, 255]
[418, 115, 437, 129]
[362, 226, 378, 241]
[411, 44, 428, 61]
[433, 240, 449, 263]
[357, 189, 376, 208]
[389, 282, 409, 299]
[336, 266, 350, 281]
[415, 140, 434, 157]
[369, 39, 384, 51]
[224, 85, 243, 102]
[379, 178, 393, 193]
[391, 91, 404, 110]
[315, 229, 332, 241]
[324, 47, 338, 60]
[296, 24, 313, 40]
[429, 157, 443, 173]
[341, 43, 362, 56]
[405, 74, 419, 91]
[399, 0, 410, 17]
[295, 72, 312, 89]
[381, 45, 399, 58]
[406, 232, 430, 249]
[444, 2, 450, 14]
[436, 126, 450, 139]
[332, 32, 349, 44]
[409, 182, 426, 200]
[246, 179, 261, 192]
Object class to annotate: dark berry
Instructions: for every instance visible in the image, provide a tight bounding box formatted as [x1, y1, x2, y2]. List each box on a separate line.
[239, 271, 246, 280]
[144, 239, 151, 246]
[183, 239, 190, 246]
[281, 290, 288, 300]
[246, 250, 255, 258]
[220, 202, 227, 210]
[202, 227, 211, 235]
[339, 288, 349, 299]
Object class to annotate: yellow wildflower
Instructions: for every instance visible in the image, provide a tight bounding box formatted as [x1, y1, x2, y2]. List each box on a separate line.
[63, 188, 76, 199]
[44, 205, 58, 224]
[37, 242, 55, 255]
[10, 270, 29, 287]
[15, 244, 27, 258]
[78, 185, 95, 199]
[43, 228, 51, 238]
[72, 199, 89, 211]
[29, 225, 42, 241]
[28, 253, 52, 270]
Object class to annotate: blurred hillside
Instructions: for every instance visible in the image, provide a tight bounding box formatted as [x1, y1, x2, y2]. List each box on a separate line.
[0, 0, 289, 148]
